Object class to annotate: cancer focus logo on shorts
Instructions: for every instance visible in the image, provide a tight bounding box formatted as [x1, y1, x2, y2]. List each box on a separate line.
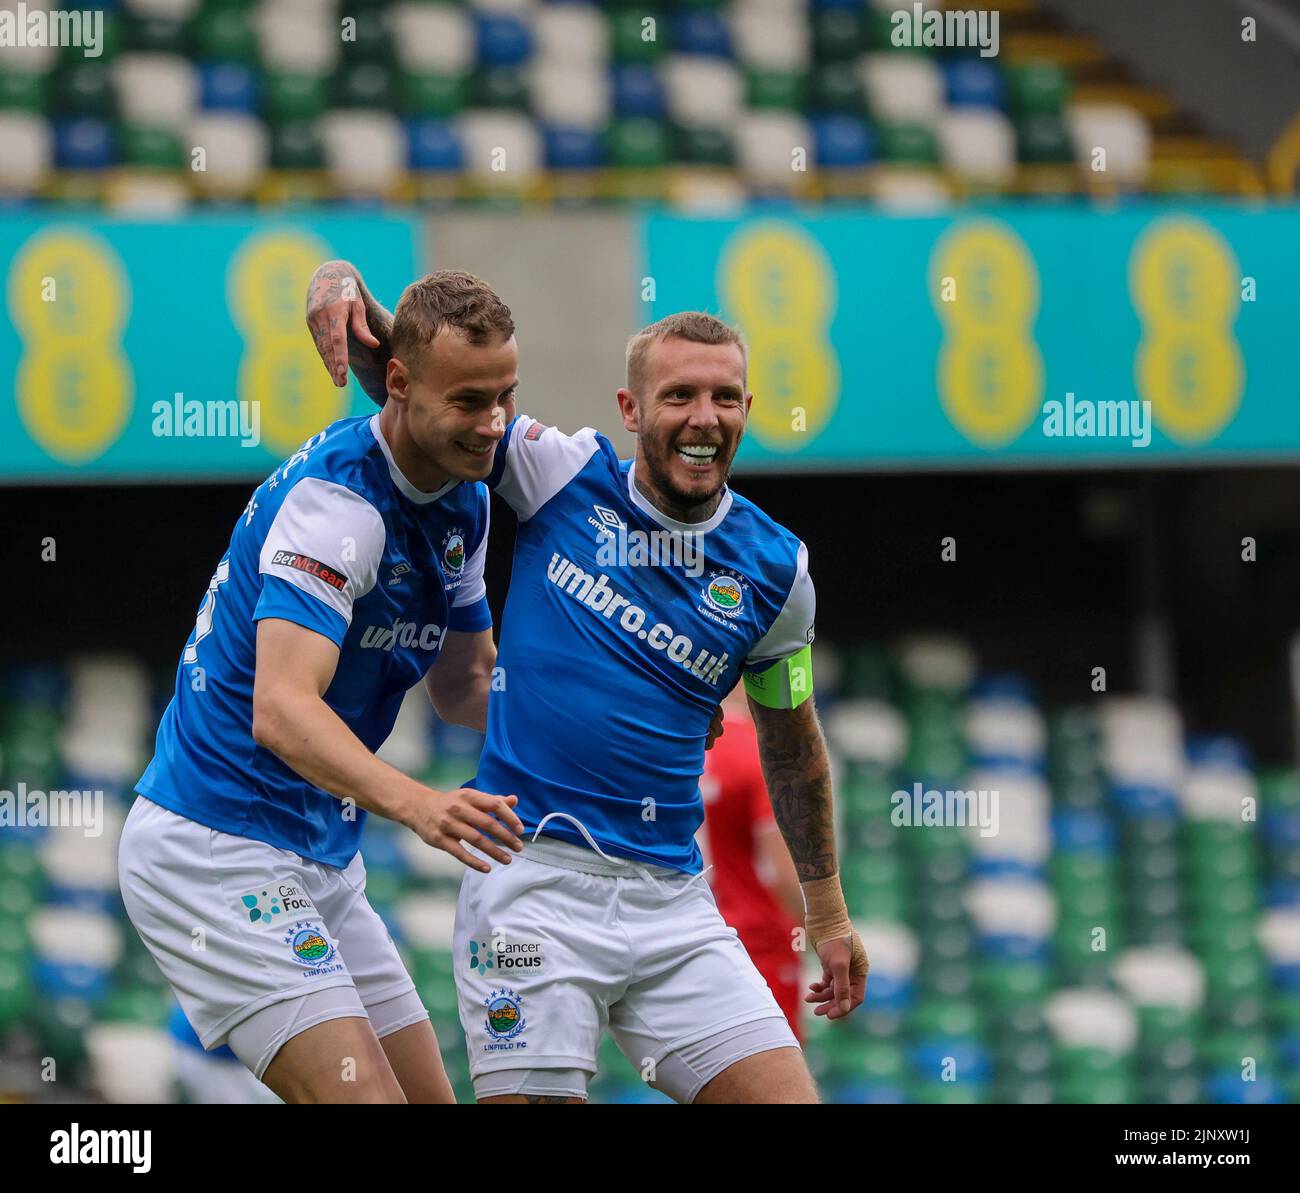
[483, 988, 527, 1050]
[469, 937, 545, 976]
[238, 881, 320, 928]
[283, 920, 342, 974]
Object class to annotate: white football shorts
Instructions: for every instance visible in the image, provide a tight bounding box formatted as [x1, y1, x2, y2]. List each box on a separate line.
[118, 796, 426, 1078]
[453, 830, 800, 1103]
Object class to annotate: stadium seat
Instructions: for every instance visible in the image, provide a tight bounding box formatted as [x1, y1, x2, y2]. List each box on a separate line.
[534, 3, 611, 64]
[53, 116, 116, 170]
[826, 700, 909, 769]
[391, 3, 476, 74]
[937, 107, 1017, 186]
[734, 110, 809, 188]
[199, 61, 260, 114]
[606, 117, 670, 169]
[456, 109, 543, 182]
[1067, 102, 1152, 187]
[530, 63, 610, 129]
[194, 5, 259, 65]
[612, 64, 665, 121]
[543, 125, 605, 171]
[662, 55, 744, 129]
[86, 1023, 175, 1103]
[861, 54, 945, 127]
[113, 52, 198, 130]
[187, 111, 267, 195]
[811, 113, 873, 168]
[256, 0, 340, 76]
[0, 112, 52, 196]
[730, 3, 811, 74]
[475, 13, 533, 68]
[943, 58, 1005, 110]
[319, 109, 404, 197]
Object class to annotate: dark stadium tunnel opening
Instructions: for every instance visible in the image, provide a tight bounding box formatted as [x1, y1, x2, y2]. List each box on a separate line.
[4, 463, 1300, 763]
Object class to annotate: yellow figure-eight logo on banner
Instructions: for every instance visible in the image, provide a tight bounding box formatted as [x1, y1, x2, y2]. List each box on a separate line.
[8, 229, 133, 464]
[718, 223, 839, 451]
[1130, 216, 1243, 444]
[230, 231, 349, 456]
[930, 220, 1043, 448]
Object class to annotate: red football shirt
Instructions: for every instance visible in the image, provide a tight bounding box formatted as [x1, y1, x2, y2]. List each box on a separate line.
[701, 713, 799, 960]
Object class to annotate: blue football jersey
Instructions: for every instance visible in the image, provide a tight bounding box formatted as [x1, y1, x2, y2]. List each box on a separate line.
[475, 414, 815, 873]
[137, 414, 492, 868]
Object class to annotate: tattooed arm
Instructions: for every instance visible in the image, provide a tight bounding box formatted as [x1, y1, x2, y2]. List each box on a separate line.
[749, 694, 868, 1020]
[305, 260, 394, 405]
[748, 695, 837, 881]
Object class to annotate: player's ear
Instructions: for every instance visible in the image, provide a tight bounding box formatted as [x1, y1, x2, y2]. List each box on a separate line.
[616, 388, 640, 433]
[387, 357, 409, 404]
[743, 391, 754, 419]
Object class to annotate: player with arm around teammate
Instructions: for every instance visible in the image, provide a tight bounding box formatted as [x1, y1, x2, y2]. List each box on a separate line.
[308, 262, 867, 1104]
[118, 270, 526, 1104]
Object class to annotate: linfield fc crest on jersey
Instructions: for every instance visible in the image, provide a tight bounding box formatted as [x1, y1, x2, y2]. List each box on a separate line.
[701, 569, 749, 620]
[441, 528, 466, 583]
[483, 989, 528, 1051]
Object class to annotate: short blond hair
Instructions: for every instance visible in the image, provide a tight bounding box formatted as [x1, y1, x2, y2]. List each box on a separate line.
[625, 312, 747, 396]
[391, 270, 514, 373]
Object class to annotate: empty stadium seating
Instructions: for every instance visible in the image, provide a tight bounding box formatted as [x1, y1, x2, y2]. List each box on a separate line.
[2, 641, 1298, 1104]
[0, 0, 1259, 208]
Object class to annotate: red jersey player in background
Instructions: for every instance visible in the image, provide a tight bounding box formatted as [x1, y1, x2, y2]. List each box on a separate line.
[700, 685, 807, 1041]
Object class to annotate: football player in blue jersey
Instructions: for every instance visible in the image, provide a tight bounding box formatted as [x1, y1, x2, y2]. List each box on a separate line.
[119, 268, 528, 1104]
[309, 261, 867, 1105]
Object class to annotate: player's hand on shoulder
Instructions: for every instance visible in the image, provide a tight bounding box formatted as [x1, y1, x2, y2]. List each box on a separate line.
[306, 259, 380, 388]
[402, 786, 526, 873]
[805, 929, 868, 1021]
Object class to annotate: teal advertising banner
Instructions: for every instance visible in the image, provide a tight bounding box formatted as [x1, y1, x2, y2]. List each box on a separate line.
[641, 205, 1300, 470]
[0, 216, 418, 481]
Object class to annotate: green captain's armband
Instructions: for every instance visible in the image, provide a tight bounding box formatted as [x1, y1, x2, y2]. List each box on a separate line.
[743, 644, 814, 710]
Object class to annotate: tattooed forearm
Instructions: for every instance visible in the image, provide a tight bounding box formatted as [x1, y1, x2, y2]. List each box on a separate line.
[348, 286, 394, 404]
[749, 696, 838, 881]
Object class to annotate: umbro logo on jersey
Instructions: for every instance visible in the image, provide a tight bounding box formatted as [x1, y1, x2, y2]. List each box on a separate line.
[269, 550, 348, 593]
[388, 563, 411, 587]
[593, 505, 624, 529]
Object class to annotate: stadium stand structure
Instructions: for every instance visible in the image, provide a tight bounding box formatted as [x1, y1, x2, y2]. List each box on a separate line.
[2, 641, 1298, 1104]
[0, 0, 1270, 210]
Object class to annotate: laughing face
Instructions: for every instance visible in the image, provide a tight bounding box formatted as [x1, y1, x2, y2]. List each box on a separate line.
[617, 336, 752, 521]
[386, 325, 518, 487]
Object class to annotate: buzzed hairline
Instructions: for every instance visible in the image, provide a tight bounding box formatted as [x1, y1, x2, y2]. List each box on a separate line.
[625, 312, 748, 396]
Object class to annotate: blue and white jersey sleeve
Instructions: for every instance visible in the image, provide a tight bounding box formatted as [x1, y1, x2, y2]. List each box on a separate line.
[487, 413, 601, 521]
[745, 541, 816, 669]
[254, 477, 386, 646]
[448, 493, 492, 632]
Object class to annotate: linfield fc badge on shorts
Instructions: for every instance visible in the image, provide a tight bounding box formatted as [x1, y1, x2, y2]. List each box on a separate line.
[700, 569, 749, 621]
[283, 920, 342, 975]
[441, 528, 466, 583]
[483, 989, 527, 1051]
[239, 882, 320, 929]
